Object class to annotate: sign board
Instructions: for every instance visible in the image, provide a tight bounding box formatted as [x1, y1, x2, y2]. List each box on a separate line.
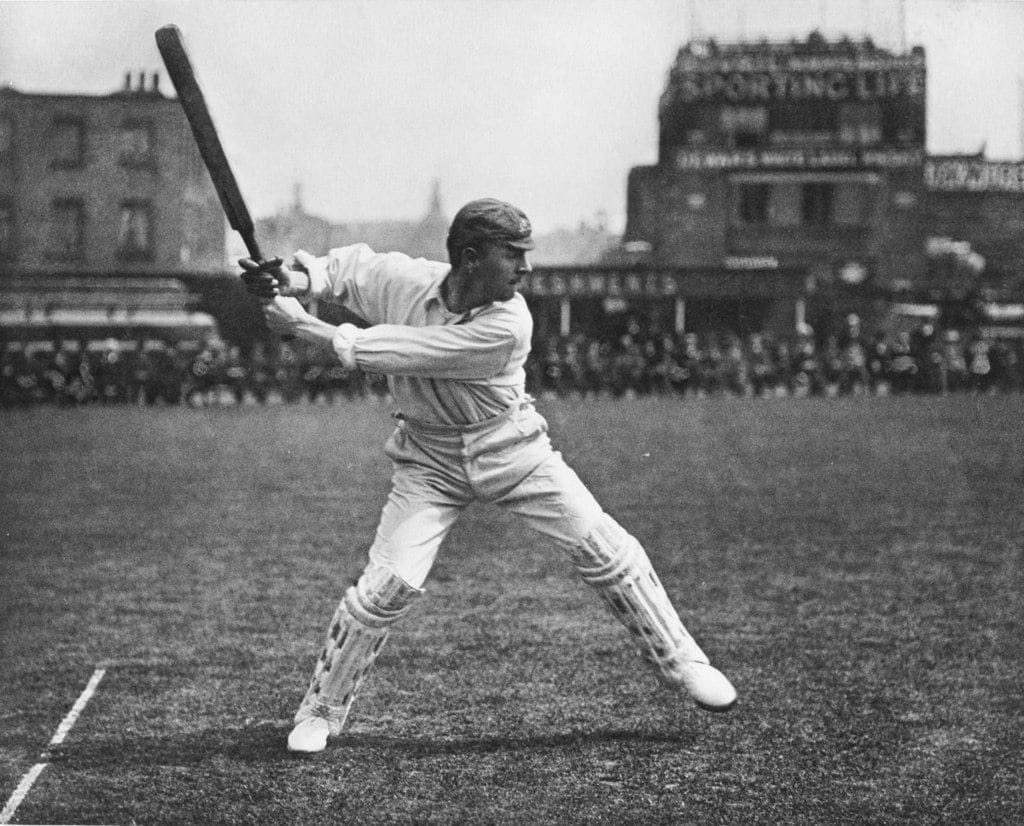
[924, 159, 1024, 194]
[670, 49, 926, 103]
[674, 147, 923, 170]
[519, 268, 805, 299]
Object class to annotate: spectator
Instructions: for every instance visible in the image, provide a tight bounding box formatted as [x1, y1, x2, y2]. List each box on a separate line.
[771, 337, 795, 396]
[837, 314, 870, 396]
[967, 336, 994, 395]
[609, 334, 646, 398]
[940, 329, 970, 394]
[94, 340, 132, 404]
[888, 332, 918, 395]
[581, 339, 610, 398]
[867, 331, 893, 396]
[248, 344, 274, 405]
[538, 339, 566, 398]
[747, 334, 776, 398]
[223, 345, 249, 405]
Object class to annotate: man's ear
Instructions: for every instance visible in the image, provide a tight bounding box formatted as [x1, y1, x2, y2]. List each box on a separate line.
[462, 246, 480, 267]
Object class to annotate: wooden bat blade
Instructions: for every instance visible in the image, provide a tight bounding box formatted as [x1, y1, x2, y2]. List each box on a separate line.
[155, 24, 261, 260]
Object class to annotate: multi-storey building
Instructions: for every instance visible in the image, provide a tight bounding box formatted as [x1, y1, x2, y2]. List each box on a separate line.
[0, 72, 225, 273]
[0, 73, 228, 343]
[618, 33, 928, 336]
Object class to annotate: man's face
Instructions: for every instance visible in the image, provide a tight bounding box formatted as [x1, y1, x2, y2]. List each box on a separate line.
[463, 242, 532, 307]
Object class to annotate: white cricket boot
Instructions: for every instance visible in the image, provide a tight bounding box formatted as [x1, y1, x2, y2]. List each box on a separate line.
[287, 717, 330, 754]
[665, 660, 737, 712]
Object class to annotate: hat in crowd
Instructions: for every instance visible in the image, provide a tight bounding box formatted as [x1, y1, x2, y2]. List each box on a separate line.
[447, 198, 536, 252]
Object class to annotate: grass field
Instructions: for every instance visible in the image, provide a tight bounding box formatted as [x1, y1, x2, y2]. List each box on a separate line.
[1, 395, 1022, 825]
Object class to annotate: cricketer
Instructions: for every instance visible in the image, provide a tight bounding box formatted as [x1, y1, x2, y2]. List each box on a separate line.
[239, 198, 737, 754]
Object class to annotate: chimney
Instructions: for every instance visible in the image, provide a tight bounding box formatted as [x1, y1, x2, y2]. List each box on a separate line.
[124, 71, 132, 91]
[137, 70, 145, 92]
[151, 72, 160, 94]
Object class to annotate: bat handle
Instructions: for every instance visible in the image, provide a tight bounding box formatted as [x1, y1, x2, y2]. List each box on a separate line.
[243, 242, 296, 341]
[243, 239, 297, 344]
[243, 231, 263, 263]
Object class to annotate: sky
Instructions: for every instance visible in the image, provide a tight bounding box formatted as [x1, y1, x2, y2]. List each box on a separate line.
[2, 0, 1023, 233]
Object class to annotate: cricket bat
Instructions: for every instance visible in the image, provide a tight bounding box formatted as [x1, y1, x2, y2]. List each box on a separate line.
[156, 24, 294, 339]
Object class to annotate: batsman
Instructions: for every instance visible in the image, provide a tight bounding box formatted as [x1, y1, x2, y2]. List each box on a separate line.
[240, 199, 737, 754]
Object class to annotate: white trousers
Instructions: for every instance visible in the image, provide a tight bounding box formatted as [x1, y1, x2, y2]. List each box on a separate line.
[367, 402, 604, 589]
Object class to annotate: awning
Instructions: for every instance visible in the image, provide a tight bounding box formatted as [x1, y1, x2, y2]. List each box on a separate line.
[1, 308, 217, 330]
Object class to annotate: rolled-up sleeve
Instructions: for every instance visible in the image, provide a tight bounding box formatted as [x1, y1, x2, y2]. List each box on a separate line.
[336, 317, 519, 380]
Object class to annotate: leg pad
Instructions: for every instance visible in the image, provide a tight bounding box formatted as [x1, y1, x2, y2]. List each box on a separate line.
[570, 515, 736, 710]
[295, 565, 422, 735]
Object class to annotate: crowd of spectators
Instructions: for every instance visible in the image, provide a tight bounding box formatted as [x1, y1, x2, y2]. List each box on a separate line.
[0, 338, 378, 408]
[2, 316, 1022, 408]
[528, 317, 1023, 400]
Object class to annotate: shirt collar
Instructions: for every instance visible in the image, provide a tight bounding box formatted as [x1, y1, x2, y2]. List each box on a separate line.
[429, 272, 470, 323]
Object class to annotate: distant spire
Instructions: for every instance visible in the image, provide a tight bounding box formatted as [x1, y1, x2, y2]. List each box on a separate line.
[292, 182, 303, 213]
[428, 178, 443, 216]
[409, 179, 448, 261]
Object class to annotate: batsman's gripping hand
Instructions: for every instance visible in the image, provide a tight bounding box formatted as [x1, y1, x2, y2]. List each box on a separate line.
[239, 256, 311, 299]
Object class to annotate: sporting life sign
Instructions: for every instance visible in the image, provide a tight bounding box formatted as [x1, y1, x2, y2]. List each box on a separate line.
[670, 51, 926, 103]
[673, 69, 924, 103]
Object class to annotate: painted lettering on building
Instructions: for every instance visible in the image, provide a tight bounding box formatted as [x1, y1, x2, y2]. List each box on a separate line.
[674, 148, 923, 170]
[924, 160, 1024, 194]
[672, 68, 925, 103]
[521, 271, 682, 298]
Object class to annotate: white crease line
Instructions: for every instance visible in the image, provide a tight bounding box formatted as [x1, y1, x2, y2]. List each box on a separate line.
[0, 764, 47, 825]
[48, 668, 106, 749]
[1, 668, 106, 825]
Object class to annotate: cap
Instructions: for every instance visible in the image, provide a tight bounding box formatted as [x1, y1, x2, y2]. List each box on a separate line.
[447, 198, 536, 252]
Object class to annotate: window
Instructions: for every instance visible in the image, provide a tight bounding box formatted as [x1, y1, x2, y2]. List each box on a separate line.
[118, 200, 153, 260]
[769, 184, 802, 227]
[801, 183, 834, 226]
[51, 117, 85, 168]
[838, 103, 882, 146]
[120, 120, 155, 168]
[0, 202, 13, 259]
[735, 178, 871, 229]
[833, 183, 870, 226]
[49, 199, 85, 260]
[770, 103, 835, 145]
[735, 183, 770, 225]
[720, 106, 768, 149]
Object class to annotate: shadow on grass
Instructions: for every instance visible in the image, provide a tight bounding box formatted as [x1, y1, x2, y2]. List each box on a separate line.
[53, 722, 702, 768]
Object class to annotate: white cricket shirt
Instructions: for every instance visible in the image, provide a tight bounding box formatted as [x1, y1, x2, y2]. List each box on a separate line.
[301, 243, 532, 426]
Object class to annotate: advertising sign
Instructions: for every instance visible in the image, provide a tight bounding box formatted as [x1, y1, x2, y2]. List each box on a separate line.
[670, 49, 925, 103]
[924, 159, 1024, 193]
[673, 147, 924, 170]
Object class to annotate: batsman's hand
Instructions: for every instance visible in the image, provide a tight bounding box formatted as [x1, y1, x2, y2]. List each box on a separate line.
[239, 256, 311, 299]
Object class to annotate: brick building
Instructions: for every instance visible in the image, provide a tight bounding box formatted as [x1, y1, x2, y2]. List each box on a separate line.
[0, 73, 225, 273]
[0, 74, 229, 342]
[613, 33, 928, 338]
